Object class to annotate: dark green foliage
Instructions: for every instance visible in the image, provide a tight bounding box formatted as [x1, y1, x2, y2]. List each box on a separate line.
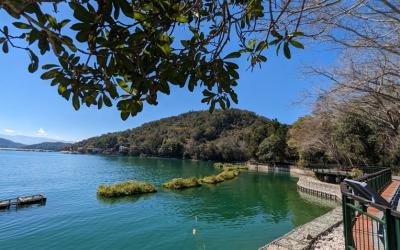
[22, 142, 70, 151]
[69, 109, 290, 162]
[0, 1, 305, 119]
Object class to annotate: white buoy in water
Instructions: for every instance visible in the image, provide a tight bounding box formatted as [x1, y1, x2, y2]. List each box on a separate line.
[192, 228, 196, 235]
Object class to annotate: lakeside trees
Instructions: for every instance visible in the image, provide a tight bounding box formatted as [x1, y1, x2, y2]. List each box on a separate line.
[295, 0, 400, 170]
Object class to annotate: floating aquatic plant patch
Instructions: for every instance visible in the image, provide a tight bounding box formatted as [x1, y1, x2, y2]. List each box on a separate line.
[162, 177, 202, 189]
[213, 163, 248, 171]
[97, 180, 157, 198]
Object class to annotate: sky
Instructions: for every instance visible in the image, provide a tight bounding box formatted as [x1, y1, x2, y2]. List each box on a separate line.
[0, 8, 338, 142]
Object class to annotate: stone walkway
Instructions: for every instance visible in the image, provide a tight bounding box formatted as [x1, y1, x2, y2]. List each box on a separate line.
[259, 207, 343, 250]
[310, 224, 344, 250]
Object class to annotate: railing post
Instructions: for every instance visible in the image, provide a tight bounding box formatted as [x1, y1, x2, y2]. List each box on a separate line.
[342, 193, 353, 249]
[386, 208, 397, 250]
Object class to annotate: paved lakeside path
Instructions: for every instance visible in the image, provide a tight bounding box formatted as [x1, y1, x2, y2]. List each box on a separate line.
[310, 224, 344, 250]
[259, 207, 343, 250]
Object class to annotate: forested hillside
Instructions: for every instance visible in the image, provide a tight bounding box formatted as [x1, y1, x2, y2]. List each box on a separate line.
[22, 142, 71, 151]
[69, 108, 400, 171]
[69, 109, 289, 162]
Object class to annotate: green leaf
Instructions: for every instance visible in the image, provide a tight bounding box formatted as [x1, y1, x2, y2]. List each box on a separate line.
[271, 30, 282, 38]
[256, 41, 267, 52]
[103, 95, 112, 107]
[283, 43, 291, 59]
[224, 52, 241, 59]
[292, 31, 304, 37]
[158, 81, 170, 94]
[289, 40, 304, 49]
[28, 50, 39, 73]
[175, 14, 188, 23]
[72, 94, 80, 110]
[120, 111, 129, 120]
[158, 44, 171, 56]
[209, 100, 216, 112]
[42, 64, 58, 70]
[218, 99, 226, 109]
[13, 22, 31, 29]
[2, 42, 8, 53]
[97, 96, 103, 109]
[119, 0, 133, 17]
[69, 3, 93, 23]
[41, 70, 58, 80]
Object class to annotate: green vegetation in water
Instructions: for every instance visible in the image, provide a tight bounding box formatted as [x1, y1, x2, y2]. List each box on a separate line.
[213, 162, 248, 171]
[201, 168, 240, 184]
[97, 180, 157, 198]
[162, 177, 202, 189]
[217, 169, 240, 180]
[201, 174, 225, 184]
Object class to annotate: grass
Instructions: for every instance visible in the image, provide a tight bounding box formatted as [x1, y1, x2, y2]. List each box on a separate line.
[162, 177, 202, 189]
[200, 169, 240, 184]
[97, 180, 157, 198]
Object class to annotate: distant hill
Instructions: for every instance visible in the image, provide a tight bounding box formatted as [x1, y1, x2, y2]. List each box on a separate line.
[0, 134, 72, 145]
[69, 109, 290, 162]
[22, 142, 71, 151]
[0, 138, 25, 148]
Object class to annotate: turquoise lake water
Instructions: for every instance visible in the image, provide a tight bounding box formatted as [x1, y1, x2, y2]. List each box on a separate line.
[0, 151, 334, 249]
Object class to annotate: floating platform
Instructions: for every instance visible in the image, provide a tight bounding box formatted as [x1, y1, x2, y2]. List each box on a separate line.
[0, 194, 46, 210]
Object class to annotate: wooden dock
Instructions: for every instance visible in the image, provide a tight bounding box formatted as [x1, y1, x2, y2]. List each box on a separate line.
[0, 194, 46, 210]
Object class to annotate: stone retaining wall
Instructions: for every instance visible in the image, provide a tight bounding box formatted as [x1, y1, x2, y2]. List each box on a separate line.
[259, 207, 343, 250]
[247, 163, 314, 177]
[297, 176, 341, 201]
[247, 163, 341, 201]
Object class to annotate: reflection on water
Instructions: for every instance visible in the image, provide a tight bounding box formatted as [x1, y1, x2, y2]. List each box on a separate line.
[96, 193, 156, 205]
[0, 151, 333, 250]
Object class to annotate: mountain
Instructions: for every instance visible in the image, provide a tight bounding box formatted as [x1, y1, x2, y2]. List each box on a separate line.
[0, 134, 72, 145]
[22, 142, 71, 151]
[0, 138, 25, 148]
[68, 109, 290, 162]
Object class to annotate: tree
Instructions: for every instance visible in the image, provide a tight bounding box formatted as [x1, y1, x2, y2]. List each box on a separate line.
[257, 133, 286, 163]
[0, 0, 307, 119]
[306, 0, 400, 151]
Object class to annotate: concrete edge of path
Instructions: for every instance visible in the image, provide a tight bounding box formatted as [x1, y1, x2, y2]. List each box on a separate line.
[259, 207, 343, 250]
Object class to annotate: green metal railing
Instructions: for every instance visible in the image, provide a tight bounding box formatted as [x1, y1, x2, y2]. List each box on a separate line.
[357, 168, 393, 193]
[341, 168, 400, 250]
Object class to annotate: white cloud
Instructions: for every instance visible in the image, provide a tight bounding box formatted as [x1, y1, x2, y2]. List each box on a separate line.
[36, 128, 48, 137]
[3, 128, 15, 134]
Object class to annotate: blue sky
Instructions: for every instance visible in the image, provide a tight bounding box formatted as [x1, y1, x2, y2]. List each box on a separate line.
[0, 10, 338, 142]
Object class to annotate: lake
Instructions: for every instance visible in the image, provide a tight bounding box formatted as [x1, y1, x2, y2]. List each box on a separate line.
[0, 151, 334, 249]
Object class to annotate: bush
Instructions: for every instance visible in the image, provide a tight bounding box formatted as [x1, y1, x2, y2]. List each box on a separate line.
[97, 180, 157, 198]
[162, 177, 202, 189]
[350, 168, 363, 178]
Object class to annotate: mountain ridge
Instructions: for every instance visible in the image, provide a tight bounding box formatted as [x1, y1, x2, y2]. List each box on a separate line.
[0, 134, 73, 145]
[68, 109, 290, 162]
[0, 137, 71, 151]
